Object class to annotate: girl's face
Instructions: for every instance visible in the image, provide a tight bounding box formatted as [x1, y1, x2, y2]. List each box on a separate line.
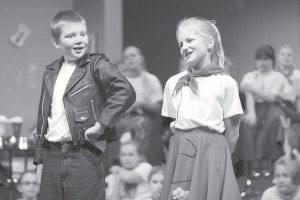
[274, 164, 296, 194]
[255, 58, 273, 73]
[123, 47, 144, 72]
[120, 144, 140, 170]
[149, 172, 164, 195]
[177, 26, 211, 69]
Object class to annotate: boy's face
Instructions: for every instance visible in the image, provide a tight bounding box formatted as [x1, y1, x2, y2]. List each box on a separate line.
[53, 22, 89, 63]
[119, 144, 140, 170]
[278, 47, 293, 67]
[177, 26, 211, 68]
[17, 173, 40, 199]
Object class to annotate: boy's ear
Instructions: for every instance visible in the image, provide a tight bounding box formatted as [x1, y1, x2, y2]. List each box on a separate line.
[51, 37, 60, 49]
[207, 37, 214, 50]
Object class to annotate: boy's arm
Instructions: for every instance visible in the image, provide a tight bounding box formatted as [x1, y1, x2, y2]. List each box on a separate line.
[94, 56, 136, 130]
[33, 72, 46, 165]
[224, 114, 241, 154]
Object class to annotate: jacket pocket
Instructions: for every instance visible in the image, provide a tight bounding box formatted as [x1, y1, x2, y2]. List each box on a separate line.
[73, 110, 90, 123]
[70, 83, 93, 97]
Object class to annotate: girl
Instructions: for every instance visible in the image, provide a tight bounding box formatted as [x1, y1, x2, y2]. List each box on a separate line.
[148, 166, 165, 200]
[261, 156, 300, 200]
[160, 17, 243, 200]
[106, 140, 153, 200]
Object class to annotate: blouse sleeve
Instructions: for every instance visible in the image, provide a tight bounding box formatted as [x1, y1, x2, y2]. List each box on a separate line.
[222, 76, 244, 118]
[161, 79, 176, 118]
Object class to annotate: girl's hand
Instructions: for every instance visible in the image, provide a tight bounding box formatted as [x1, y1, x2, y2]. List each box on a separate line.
[172, 187, 189, 200]
[109, 165, 122, 174]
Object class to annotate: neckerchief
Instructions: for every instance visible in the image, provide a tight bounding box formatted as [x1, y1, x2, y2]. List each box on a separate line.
[173, 63, 225, 96]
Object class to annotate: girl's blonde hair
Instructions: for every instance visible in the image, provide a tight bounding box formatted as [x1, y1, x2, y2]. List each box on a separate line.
[176, 17, 225, 68]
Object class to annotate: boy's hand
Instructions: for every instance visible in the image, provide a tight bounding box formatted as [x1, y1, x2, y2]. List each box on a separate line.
[84, 122, 105, 142]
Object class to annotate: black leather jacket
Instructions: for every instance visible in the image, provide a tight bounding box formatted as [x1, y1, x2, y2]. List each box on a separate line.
[33, 53, 136, 165]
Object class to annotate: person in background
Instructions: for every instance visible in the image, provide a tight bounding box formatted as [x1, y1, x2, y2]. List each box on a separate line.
[105, 140, 152, 200]
[160, 17, 243, 200]
[116, 45, 165, 166]
[239, 45, 295, 177]
[33, 10, 135, 200]
[17, 170, 40, 200]
[147, 166, 165, 200]
[261, 156, 300, 200]
[276, 45, 300, 111]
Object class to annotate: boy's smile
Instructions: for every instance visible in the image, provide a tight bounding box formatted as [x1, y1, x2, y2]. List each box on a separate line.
[53, 22, 89, 63]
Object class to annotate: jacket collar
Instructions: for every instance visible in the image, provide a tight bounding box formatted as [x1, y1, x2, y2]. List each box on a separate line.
[45, 53, 91, 70]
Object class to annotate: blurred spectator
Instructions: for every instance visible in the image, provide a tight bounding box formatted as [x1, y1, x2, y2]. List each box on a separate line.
[115, 45, 165, 166]
[17, 170, 40, 200]
[261, 156, 300, 200]
[276, 45, 300, 112]
[239, 45, 295, 176]
[147, 166, 165, 200]
[105, 141, 152, 200]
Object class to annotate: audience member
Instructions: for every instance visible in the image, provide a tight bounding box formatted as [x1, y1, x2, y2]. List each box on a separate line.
[261, 156, 300, 200]
[17, 170, 40, 200]
[239, 44, 295, 176]
[106, 141, 153, 200]
[147, 166, 165, 200]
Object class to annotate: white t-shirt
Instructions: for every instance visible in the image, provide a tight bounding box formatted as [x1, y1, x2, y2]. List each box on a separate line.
[46, 62, 76, 142]
[162, 72, 243, 133]
[240, 69, 295, 102]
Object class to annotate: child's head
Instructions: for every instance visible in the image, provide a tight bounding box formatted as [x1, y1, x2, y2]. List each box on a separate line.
[278, 44, 294, 68]
[123, 45, 145, 72]
[273, 157, 297, 194]
[119, 140, 143, 170]
[51, 10, 89, 63]
[255, 45, 275, 72]
[284, 123, 300, 182]
[176, 17, 225, 69]
[17, 171, 40, 200]
[148, 166, 165, 198]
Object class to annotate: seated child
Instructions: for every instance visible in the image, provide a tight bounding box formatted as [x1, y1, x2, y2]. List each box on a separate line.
[106, 140, 152, 200]
[17, 170, 40, 200]
[147, 166, 165, 200]
[261, 156, 300, 200]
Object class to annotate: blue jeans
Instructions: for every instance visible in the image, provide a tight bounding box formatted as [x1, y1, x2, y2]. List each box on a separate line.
[39, 142, 105, 200]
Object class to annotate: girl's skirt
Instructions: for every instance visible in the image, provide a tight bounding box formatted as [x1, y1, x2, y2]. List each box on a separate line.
[159, 127, 241, 200]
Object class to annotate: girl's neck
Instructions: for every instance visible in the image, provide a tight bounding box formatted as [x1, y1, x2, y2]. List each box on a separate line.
[191, 56, 212, 71]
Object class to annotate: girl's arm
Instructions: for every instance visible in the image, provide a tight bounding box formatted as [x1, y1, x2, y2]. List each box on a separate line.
[224, 114, 241, 154]
[242, 92, 257, 127]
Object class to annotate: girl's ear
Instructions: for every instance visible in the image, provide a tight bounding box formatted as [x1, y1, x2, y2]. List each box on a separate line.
[207, 36, 214, 50]
[52, 37, 60, 49]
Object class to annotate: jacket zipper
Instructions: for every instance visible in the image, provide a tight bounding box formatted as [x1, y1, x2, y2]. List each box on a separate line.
[70, 83, 92, 97]
[91, 99, 98, 120]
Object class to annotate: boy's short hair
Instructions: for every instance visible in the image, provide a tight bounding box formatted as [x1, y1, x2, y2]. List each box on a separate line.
[18, 170, 36, 184]
[287, 123, 300, 152]
[255, 44, 276, 67]
[274, 156, 286, 168]
[50, 9, 86, 39]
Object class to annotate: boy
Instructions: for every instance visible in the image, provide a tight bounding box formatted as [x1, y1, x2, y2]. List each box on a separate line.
[17, 171, 40, 200]
[33, 10, 135, 200]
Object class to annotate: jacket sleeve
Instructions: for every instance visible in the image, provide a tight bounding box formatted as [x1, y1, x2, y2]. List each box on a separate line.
[93, 56, 136, 128]
[33, 72, 47, 165]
